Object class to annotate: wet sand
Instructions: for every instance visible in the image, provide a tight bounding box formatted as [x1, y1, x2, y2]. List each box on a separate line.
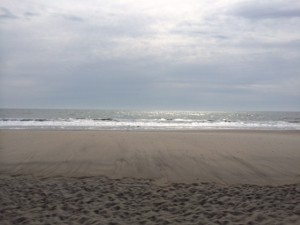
[1, 130, 300, 224]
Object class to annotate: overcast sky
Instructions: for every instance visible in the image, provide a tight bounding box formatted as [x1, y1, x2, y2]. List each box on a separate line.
[0, 0, 300, 110]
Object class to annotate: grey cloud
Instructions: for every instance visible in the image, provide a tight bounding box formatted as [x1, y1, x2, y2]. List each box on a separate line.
[52, 11, 153, 38]
[94, 14, 154, 38]
[230, 1, 300, 20]
[0, 7, 18, 19]
[64, 15, 84, 22]
[212, 35, 229, 40]
[242, 39, 300, 51]
[1, 53, 299, 110]
[24, 12, 39, 17]
[170, 22, 229, 40]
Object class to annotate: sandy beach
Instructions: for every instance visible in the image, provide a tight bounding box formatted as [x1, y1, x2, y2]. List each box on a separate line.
[1, 130, 300, 224]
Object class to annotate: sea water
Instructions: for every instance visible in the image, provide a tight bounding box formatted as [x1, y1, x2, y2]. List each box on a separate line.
[0, 108, 299, 130]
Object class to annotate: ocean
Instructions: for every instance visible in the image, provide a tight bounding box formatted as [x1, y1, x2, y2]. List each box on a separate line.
[0, 108, 299, 131]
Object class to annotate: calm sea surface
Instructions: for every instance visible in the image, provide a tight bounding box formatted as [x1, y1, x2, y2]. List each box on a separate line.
[0, 109, 299, 130]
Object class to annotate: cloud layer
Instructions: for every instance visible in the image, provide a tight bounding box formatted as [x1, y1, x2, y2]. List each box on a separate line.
[1, 0, 300, 110]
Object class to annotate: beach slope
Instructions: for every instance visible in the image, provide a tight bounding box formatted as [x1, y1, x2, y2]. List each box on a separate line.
[1, 130, 300, 185]
[1, 130, 300, 224]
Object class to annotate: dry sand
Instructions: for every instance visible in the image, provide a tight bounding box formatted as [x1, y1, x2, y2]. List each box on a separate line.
[1, 130, 300, 224]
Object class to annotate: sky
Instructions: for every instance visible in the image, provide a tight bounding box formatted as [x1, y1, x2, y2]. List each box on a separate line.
[0, 0, 300, 111]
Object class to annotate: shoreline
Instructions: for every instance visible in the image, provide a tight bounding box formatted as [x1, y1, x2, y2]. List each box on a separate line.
[1, 128, 300, 135]
[1, 128, 300, 131]
[1, 130, 299, 185]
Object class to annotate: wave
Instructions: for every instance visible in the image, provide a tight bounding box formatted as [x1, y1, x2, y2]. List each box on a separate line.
[0, 118, 50, 122]
[92, 118, 117, 122]
[1, 117, 300, 130]
[0, 118, 117, 122]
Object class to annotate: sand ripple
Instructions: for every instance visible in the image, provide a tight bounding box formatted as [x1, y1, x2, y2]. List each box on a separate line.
[1, 175, 299, 225]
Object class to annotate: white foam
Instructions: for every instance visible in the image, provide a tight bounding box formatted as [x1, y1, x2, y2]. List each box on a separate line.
[0, 119, 299, 130]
